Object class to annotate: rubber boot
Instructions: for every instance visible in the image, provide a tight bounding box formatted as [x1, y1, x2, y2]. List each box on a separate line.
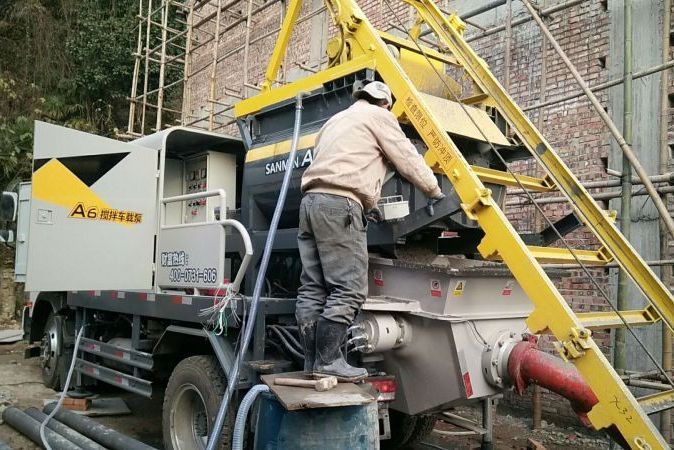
[314, 318, 368, 382]
[298, 320, 316, 376]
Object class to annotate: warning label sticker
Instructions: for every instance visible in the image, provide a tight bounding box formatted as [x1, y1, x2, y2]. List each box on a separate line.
[501, 280, 514, 296]
[453, 280, 466, 297]
[373, 270, 384, 287]
[430, 279, 442, 297]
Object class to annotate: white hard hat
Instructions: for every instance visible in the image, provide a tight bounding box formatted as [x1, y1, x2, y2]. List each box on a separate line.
[353, 81, 393, 106]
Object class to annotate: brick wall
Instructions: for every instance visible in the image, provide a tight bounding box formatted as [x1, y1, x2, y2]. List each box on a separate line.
[185, 0, 674, 428]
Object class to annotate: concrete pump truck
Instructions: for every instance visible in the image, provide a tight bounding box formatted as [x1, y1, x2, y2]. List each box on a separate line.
[3, 0, 674, 448]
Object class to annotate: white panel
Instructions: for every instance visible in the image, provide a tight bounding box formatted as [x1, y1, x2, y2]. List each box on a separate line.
[163, 158, 183, 226]
[14, 183, 31, 282]
[156, 223, 225, 289]
[26, 123, 158, 291]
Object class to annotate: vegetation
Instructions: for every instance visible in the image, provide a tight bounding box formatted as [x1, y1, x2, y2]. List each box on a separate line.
[0, 0, 138, 190]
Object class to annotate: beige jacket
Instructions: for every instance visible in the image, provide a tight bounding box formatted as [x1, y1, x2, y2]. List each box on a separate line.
[301, 99, 441, 211]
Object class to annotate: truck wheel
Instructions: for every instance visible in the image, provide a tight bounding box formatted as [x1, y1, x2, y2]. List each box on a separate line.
[40, 312, 71, 390]
[163, 355, 235, 450]
[382, 410, 436, 450]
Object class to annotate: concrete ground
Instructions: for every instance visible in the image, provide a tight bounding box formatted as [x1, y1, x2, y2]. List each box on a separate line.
[0, 341, 609, 450]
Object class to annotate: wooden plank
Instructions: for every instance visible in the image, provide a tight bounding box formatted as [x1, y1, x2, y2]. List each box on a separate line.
[261, 372, 375, 411]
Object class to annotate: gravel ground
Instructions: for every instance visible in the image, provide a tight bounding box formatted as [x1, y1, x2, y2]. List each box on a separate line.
[0, 341, 612, 450]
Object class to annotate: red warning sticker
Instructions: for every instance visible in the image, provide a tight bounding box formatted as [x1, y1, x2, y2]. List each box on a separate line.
[462, 371, 474, 398]
[374, 270, 384, 287]
[501, 280, 514, 296]
[430, 279, 442, 297]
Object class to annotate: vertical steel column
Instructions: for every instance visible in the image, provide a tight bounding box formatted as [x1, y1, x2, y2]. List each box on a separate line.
[208, 0, 223, 131]
[128, 0, 145, 134]
[661, 0, 673, 442]
[140, 0, 153, 135]
[156, 0, 170, 131]
[481, 397, 494, 450]
[503, 0, 512, 90]
[615, 0, 633, 373]
[242, 0, 255, 98]
[181, 2, 195, 126]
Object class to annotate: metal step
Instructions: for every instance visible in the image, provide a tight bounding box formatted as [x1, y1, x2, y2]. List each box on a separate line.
[485, 245, 613, 266]
[639, 390, 674, 415]
[75, 359, 152, 397]
[78, 337, 153, 370]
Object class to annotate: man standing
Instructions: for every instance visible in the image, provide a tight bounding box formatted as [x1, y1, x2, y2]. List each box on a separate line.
[296, 81, 444, 381]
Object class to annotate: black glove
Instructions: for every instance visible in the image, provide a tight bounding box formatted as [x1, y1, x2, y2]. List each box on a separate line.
[426, 192, 446, 217]
[366, 206, 384, 222]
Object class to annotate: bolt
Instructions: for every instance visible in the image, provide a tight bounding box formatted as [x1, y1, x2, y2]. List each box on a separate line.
[495, 377, 502, 384]
[492, 360, 498, 366]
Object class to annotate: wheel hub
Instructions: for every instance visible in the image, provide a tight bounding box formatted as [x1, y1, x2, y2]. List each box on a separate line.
[41, 319, 60, 373]
[171, 384, 209, 450]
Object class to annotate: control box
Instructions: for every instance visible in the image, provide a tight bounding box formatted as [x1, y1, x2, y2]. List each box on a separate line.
[183, 152, 237, 223]
[163, 151, 237, 225]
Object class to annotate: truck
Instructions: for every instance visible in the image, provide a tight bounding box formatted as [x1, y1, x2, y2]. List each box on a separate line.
[3, 0, 674, 448]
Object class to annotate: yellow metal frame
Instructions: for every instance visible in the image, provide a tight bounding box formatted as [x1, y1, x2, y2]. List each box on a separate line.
[234, 0, 674, 446]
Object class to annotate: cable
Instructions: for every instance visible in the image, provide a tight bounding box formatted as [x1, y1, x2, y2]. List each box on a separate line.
[272, 324, 302, 350]
[268, 326, 304, 360]
[40, 325, 85, 450]
[205, 93, 305, 450]
[380, 0, 674, 387]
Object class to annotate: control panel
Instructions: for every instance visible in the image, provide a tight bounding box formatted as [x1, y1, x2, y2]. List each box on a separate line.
[182, 151, 237, 224]
[184, 156, 209, 223]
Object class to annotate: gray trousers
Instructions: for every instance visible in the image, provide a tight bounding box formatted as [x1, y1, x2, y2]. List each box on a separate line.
[295, 193, 368, 325]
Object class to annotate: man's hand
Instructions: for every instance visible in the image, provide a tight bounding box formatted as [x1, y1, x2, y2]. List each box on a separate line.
[366, 206, 384, 222]
[426, 192, 446, 217]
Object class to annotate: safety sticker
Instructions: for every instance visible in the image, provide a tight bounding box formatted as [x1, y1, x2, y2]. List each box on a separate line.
[453, 280, 466, 297]
[501, 280, 514, 296]
[430, 279, 442, 297]
[374, 269, 384, 287]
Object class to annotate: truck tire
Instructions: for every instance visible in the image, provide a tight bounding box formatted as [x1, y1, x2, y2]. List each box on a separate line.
[163, 355, 235, 450]
[382, 410, 436, 450]
[40, 312, 72, 390]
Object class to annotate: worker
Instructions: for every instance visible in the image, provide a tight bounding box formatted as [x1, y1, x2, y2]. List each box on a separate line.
[295, 81, 445, 381]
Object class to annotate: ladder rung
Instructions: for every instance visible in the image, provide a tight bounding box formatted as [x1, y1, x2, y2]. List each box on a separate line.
[461, 93, 489, 105]
[639, 389, 674, 415]
[471, 166, 555, 192]
[486, 245, 613, 265]
[576, 309, 660, 330]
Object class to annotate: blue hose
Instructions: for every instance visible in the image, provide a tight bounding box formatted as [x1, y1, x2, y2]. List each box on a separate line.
[205, 93, 305, 450]
[231, 384, 270, 450]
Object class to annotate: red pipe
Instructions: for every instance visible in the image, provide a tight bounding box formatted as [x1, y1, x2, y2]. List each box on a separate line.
[507, 338, 598, 423]
[507, 338, 628, 449]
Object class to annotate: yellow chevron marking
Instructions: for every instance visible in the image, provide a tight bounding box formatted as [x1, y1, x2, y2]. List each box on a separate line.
[32, 159, 140, 226]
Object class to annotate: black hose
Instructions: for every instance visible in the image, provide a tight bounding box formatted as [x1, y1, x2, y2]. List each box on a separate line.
[268, 326, 304, 360]
[25, 407, 105, 450]
[2, 407, 80, 450]
[43, 403, 157, 450]
[271, 324, 302, 350]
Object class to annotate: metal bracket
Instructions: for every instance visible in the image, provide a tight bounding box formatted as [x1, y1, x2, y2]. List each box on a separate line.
[460, 188, 493, 221]
[554, 327, 592, 362]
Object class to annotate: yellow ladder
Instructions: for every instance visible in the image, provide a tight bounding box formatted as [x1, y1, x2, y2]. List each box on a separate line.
[234, 0, 674, 446]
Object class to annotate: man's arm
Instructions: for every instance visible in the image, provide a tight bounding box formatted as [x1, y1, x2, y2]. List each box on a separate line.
[373, 111, 442, 197]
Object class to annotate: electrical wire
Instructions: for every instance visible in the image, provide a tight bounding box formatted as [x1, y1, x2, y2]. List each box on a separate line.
[380, 0, 674, 387]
